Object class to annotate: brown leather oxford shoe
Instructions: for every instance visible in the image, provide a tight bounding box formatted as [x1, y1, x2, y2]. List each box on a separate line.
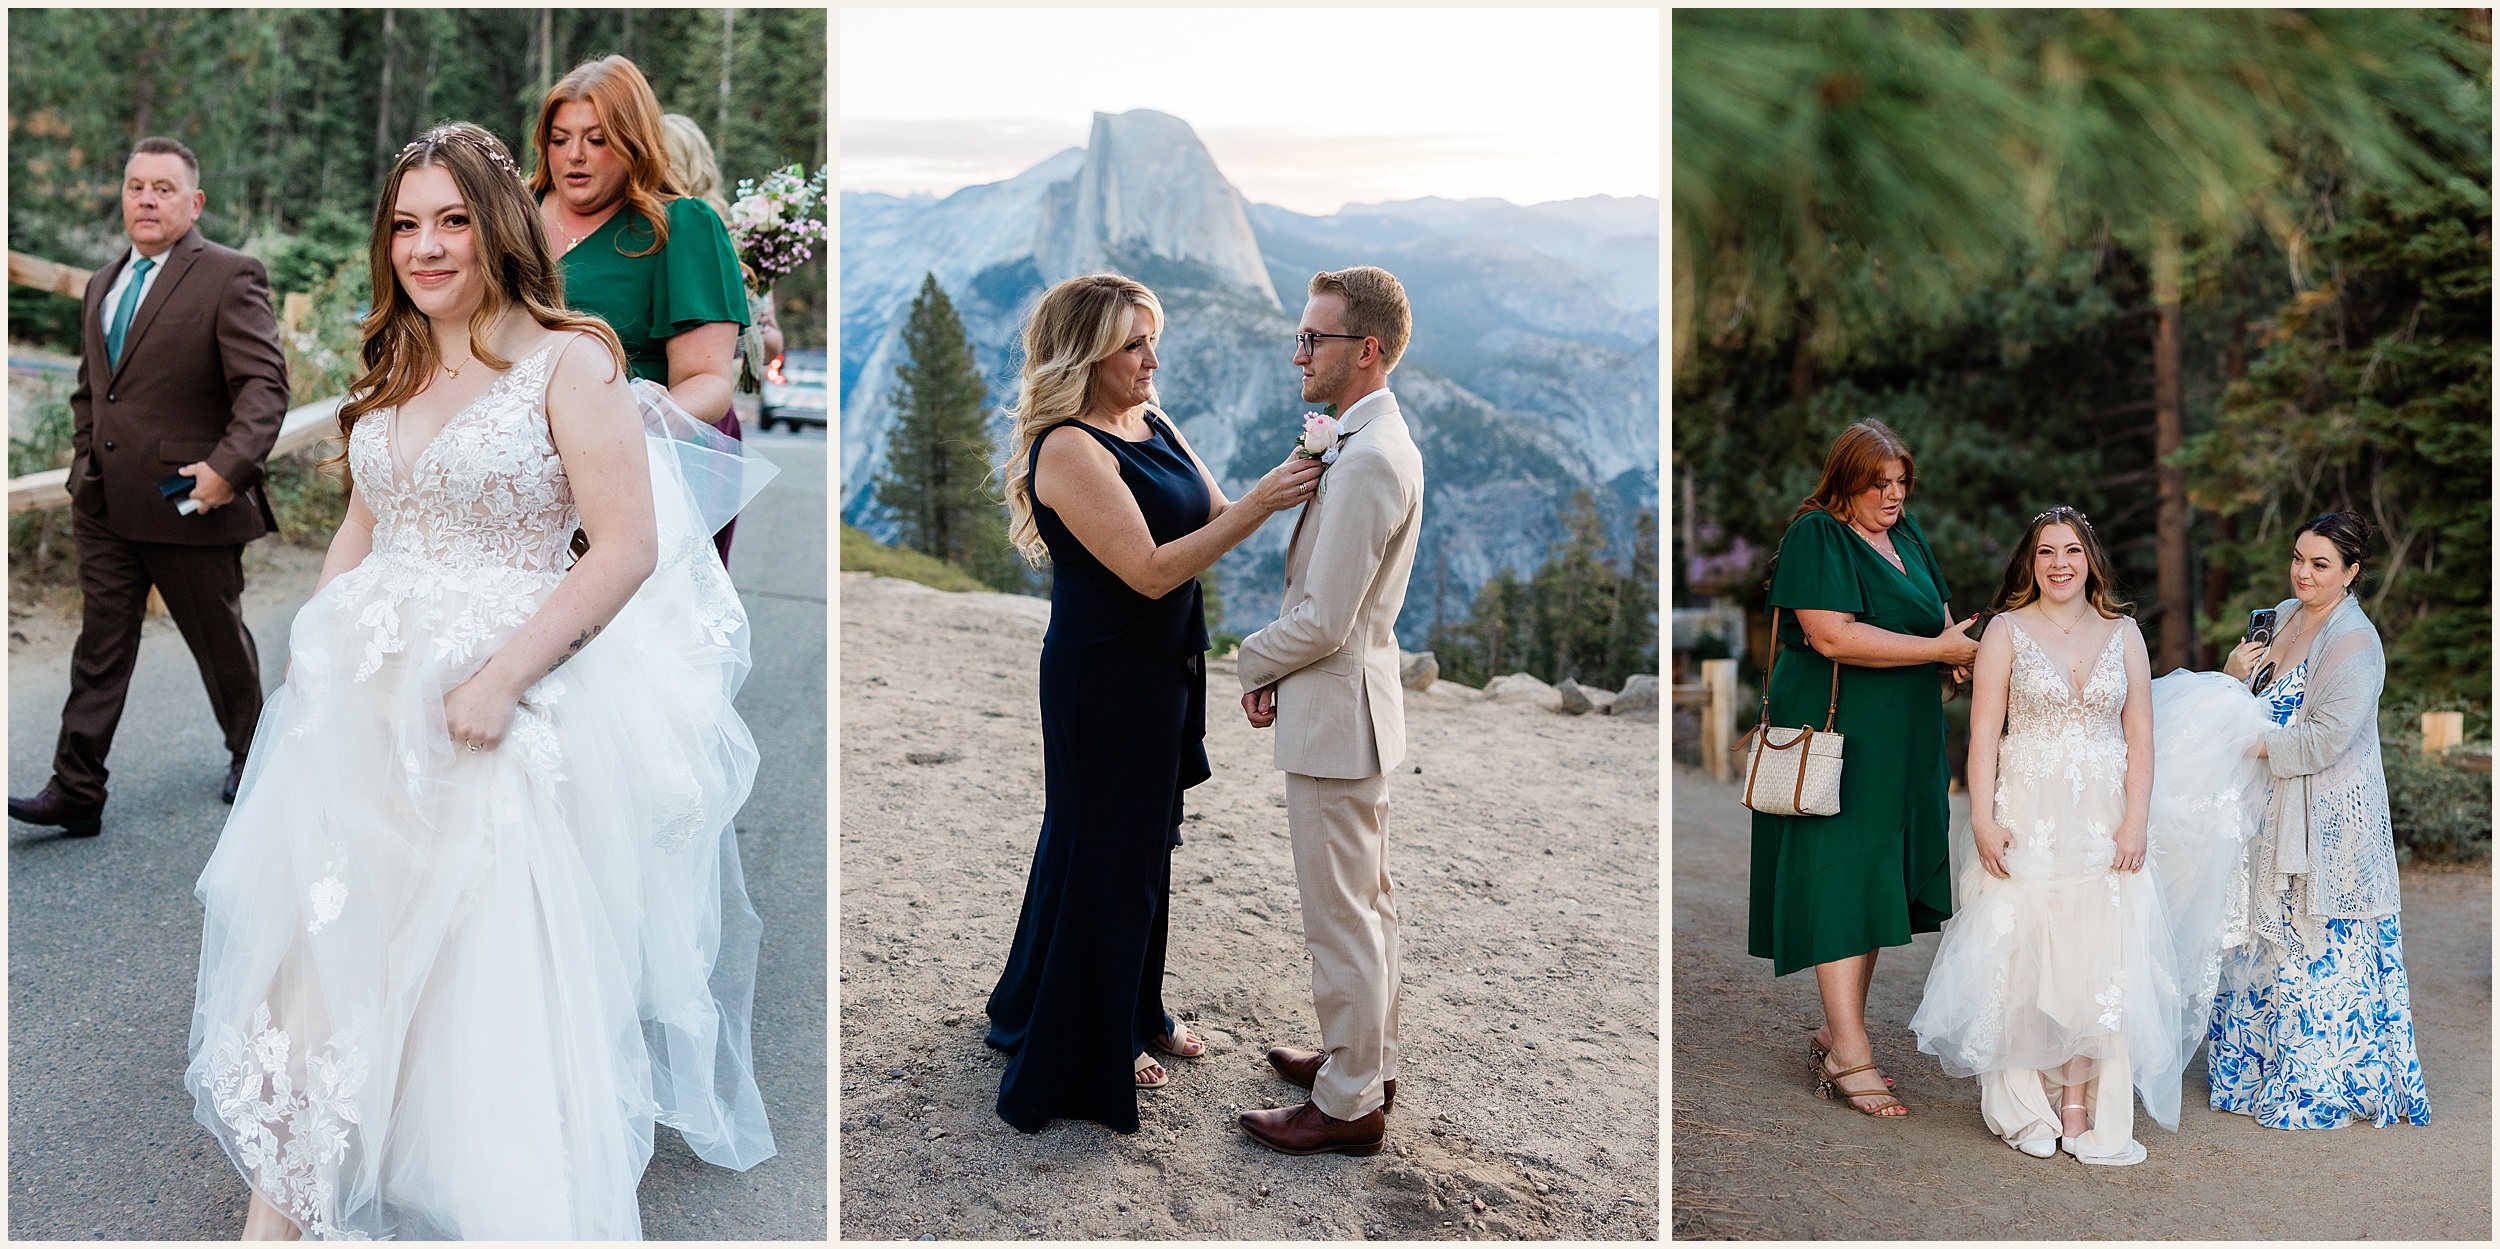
[1266, 1045, 1396, 1113]
[1238, 1099, 1385, 1157]
[7, 785, 102, 837]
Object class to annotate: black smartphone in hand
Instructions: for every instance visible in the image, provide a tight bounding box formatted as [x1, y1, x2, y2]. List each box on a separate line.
[2245, 608, 2277, 647]
[157, 472, 202, 516]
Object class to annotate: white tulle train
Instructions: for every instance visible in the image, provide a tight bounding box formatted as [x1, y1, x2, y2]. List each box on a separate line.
[1916, 653, 2273, 1164]
[185, 364, 775, 1240]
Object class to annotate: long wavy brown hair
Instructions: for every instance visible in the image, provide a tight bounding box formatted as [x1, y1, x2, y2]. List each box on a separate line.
[1792, 419, 1917, 524]
[529, 56, 683, 259]
[1989, 506, 2134, 619]
[335, 123, 625, 455]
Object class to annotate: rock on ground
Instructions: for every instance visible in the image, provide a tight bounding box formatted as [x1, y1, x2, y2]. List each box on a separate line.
[839, 573, 1661, 1240]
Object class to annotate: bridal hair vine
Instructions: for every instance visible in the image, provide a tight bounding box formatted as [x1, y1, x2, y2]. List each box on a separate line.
[400, 125, 525, 182]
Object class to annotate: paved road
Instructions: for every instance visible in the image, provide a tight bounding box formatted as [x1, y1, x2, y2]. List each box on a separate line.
[7, 427, 827, 1239]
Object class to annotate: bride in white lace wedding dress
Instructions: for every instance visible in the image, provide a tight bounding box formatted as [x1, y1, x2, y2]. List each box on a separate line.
[184, 124, 773, 1240]
[1911, 510, 2271, 1165]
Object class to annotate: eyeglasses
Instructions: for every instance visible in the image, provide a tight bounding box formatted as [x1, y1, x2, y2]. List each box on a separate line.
[1294, 331, 1368, 353]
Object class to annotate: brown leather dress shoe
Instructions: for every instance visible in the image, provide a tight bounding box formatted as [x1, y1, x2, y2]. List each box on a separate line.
[222, 757, 246, 805]
[1266, 1045, 1396, 1113]
[1238, 1100, 1385, 1157]
[8, 785, 102, 837]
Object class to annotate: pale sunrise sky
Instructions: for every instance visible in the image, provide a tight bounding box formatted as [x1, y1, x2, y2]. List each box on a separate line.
[839, 8, 1660, 214]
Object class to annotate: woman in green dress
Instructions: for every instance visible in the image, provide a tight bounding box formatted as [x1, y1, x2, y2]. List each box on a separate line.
[1749, 419, 1979, 1117]
[532, 55, 752, 562]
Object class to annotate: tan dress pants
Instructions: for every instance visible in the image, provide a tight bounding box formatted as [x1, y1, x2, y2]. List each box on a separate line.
[1285, 770, 1401, 1119]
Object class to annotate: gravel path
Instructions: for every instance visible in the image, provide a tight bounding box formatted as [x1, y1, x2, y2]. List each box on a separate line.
[837, 572, 1661, 1240]
[1670, 764, 2491, 1239]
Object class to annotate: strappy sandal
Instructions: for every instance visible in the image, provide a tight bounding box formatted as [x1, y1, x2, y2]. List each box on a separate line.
[1814, 1056, 1908, 1117]
[1809, 1035, 1894, 1089]
[1154, 1018, 1206, 1060]
[2057, 1093, 2088, 1155]
[1134, 1052, 1168, 1090]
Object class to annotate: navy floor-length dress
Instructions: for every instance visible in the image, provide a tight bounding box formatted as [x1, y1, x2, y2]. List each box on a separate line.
[987, 409, 1211, 1134]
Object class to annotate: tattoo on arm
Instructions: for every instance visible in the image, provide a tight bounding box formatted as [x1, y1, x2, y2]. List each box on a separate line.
[546, 624, 603, 676]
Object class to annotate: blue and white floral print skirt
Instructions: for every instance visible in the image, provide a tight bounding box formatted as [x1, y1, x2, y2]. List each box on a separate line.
[2205, 904, 2430, 1129]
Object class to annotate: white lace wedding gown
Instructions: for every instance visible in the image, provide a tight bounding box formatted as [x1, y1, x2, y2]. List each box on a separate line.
[1910, 621, 2272, 1165]
[184, 336, 775, 1239]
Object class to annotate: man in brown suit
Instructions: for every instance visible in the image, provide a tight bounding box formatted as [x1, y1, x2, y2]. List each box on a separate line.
[1235, 267, 1426, 1156]
[9, 137, 289, 837]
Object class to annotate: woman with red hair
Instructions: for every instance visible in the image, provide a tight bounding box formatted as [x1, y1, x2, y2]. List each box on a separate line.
[1748, 419, 1979, 1118]
[534, 55, 752, 562]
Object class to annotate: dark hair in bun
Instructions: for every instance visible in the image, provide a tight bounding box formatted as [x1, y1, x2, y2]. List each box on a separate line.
[2294, 510, 2375, 574]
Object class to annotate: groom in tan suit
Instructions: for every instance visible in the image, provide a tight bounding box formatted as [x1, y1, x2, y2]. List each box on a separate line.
[1236, 267, 1425, 1156]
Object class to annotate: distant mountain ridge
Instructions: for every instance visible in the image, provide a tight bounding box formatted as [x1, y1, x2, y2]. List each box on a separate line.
[841, 109, 1658, 641]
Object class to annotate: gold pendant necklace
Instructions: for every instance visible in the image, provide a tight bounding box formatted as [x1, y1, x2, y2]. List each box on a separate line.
[2045, 603, 2090, 634]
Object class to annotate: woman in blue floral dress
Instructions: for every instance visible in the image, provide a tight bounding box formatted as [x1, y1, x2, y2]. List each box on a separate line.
[2210, 511, 2429, 1129]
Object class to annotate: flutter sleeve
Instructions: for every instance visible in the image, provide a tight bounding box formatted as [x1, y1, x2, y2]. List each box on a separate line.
[654, 196, 752, 337]
[1768, 511, 1867, 617]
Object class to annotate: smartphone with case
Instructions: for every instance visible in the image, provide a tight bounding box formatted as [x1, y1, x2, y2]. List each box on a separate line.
[2245, 608, 2277, 647]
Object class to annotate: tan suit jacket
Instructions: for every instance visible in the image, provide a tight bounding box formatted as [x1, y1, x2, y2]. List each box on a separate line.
[1238, 390, 1425, 780]
[69, 226, 288, 545]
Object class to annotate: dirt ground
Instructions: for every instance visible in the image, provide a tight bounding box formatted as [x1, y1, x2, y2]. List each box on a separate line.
[836, 572, 1662, 1240]
[1669, 765, 2492, 1240]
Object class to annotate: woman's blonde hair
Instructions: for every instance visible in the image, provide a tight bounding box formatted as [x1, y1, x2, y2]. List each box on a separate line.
[659, 113, 732, 221]
[529, 55, 682, 258]
[1001, 274, 1165, 564]
[335, 123, 626, 460]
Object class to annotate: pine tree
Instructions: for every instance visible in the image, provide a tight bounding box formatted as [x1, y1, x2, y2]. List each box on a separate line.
[873, 273, 1020, 590]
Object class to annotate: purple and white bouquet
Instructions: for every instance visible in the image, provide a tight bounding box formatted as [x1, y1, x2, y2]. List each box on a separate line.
[726, 164, 829, 295]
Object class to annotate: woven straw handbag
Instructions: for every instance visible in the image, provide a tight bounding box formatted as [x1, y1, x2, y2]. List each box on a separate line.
[1738, 607, 1845, 817]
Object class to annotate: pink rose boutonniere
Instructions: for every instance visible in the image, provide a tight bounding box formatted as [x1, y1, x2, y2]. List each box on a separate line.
[1293, 403, 1342, 464]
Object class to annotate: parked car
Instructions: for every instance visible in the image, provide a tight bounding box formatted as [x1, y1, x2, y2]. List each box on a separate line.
[758, 348, 828, 432]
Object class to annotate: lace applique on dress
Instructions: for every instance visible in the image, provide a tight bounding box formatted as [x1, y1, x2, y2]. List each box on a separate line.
[206, 1003, 372, 1240]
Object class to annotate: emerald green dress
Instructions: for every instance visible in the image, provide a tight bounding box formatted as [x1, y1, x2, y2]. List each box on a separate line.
[554, 195, 750, 384]
[553, 194, 750, 559]
[1748, 508, 1956, 976]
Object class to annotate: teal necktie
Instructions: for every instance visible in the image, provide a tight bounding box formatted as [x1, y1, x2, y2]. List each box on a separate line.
[106, 255, 155, 370]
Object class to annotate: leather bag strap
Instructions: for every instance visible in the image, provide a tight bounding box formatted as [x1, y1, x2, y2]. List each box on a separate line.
[1757, 605, 1844, 736]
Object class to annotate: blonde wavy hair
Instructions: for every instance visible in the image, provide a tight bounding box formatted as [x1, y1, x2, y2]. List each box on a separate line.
[659, 113, 732, 221]
[1001, 274, 1165, 564]
[335, 123, 625, 460]
[529, 56, 683, 258]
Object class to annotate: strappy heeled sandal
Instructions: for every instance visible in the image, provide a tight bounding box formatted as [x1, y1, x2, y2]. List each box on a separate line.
[1134, 1051, 1168, 1090]
[1809, 1035, 1894, 1089]
[1814, 1056, 1908, 1117]
[1154, 1017, 1206, 1060]
[2057, 1093, 2089, 1155]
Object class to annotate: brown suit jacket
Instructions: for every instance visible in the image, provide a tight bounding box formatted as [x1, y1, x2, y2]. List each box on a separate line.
[1237, 390, 1426, 780]
[69, 226, 289, 545]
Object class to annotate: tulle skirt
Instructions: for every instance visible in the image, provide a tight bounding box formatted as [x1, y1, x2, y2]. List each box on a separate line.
[184, 431, 775, 1240]
[1912, 670, 2275, 1161]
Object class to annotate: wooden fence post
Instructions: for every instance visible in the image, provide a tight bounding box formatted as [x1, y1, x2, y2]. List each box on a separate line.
[2422, 711, 2464, 756]
[1701, 658, 1738, 783]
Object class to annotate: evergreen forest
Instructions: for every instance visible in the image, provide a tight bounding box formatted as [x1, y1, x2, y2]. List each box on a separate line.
[1674, 9, 2491, 858]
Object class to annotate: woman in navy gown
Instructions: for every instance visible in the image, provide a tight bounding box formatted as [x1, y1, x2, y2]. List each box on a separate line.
[985, 274, 1325, 1134]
